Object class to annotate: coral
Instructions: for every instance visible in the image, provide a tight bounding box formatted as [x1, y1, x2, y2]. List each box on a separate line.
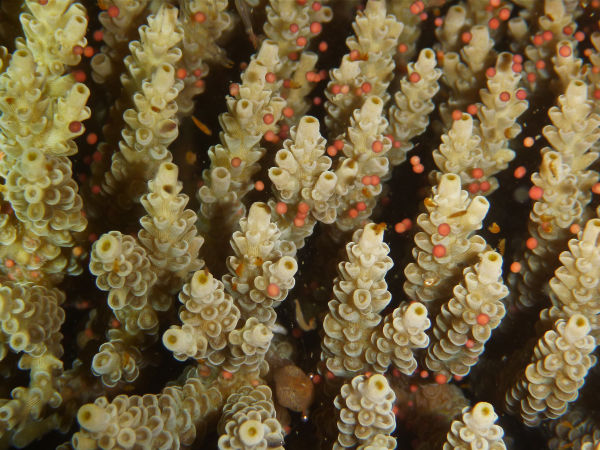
[2, 1, 600, 449]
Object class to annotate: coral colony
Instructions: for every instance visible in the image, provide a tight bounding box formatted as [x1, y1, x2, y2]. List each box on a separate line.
[2, 0, 600, 448]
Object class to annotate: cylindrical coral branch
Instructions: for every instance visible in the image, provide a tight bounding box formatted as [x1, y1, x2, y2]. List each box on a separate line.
[426, 251, 508, 378]
[198, 40, 285, 231]
[224, 202, 297, 326]
[73, 376, 222, 449]
[218, 385, 284, 450]
[102, 4, 184, 209]
[333, 96, 392, 231]
[321, 223, 394, 377]
[505, 314, 597, 426]
[334, 374, 396, 449]
[368, 301, 430, 375]
[387, 47, 441, 167]
[324, 0, 402, 138]
[542, 218, 600, 337]
[163, 270, 240, 365]
[404, 173, 489, 313]
[443, 402, 506, 449]
[138, 162, 204, 293]
[268, 115, 337, 248]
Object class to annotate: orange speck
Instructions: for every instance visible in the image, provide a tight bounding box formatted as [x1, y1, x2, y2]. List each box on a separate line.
[529, 186, 543, 200]
[472, 168, 484, 179]
[283, 107, 294, 118]
[499, 91, 510, 102]
[467, 104, 478, 115]
[510, 261, 522, 273]
[231, 157, 242, 168]
[107, 5, 119, 18]
[480, 181, 491, 192]
[433, 244, 446, 258]
[437, 223, 451, 236]
[559, 45, 572, 57]
[435, 373, 448, 384]
[486, 67, 496, 78]
[318, 41, 328, 52]
[570, 223, 581, 234]
[86, 133, 98, 145]
[413, 163, 424, 174]
[452, 109, 462, 121]
[523, 136, 534, 147]
[476, 313, 490, 325]
[254, 180, 264, 191]
[465, 339, 475, 348]
[526, 237, 538, 250]
[409, 72, 421, 83]
[290, 23, 299, 33]
[267, 283, 280, 297]
[499, 8, 510, 20]
[372, 140, 383, 153]
[348, 208, 358, 218]
[420, 370, 429, 378]
[592, 183, 600, 194]
[461, 31, 472, 43]
[514, 166, 526, 179]
[5, 259, 14, 268]
[221, 370, 233, 380]
[310, 21, 322, 34]
[488, 17, 500, 29]
[229, 83, 240, 96]
[193, 11, 206, 23]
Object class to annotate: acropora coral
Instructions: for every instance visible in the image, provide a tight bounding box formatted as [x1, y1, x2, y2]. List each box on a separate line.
[0, 0, 599, 449]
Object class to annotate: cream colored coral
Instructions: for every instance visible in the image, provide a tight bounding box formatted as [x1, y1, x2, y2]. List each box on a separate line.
[0, 281, 65, 359]
[0, 49, 90, 160]
[163, 270, 240, 365]
[218, 385, 284, 450]
[223, 317, 273, 376]
[73, 377, 222, 449]
[549, 408, 600, 450]
[322, 223, 394, 377]
[505, 314, 597, 426]
[90, 0, 150, 85]
[369, 302, 430, 375]
[544, 218, 600, 336]
[334, 374, 396, 449]
[388, 48, 441, 166]
[443, 402, 506, 449]
[4, 150, 86, 246]
[432, 113, 482, 187]
[138, 162, 204, 290]
[176, 0, 232, 115]
[404, 173, 489, 311]
[91, 338, 142, 388]
[0, 353, 64, 447]
[440, 26, 495, 125]
[264, 0, 331, 122]
[325, 0, 402, 137]
[19, 0, 87, 76]
[334, 96, 391, 231]
[198, 41, 285, 227]
[224, 202, 297, 325]
[102, 4, 184, 208]
[426, 251, 508, 378]
[90, 231, 156, 327]
[475, 52, 528, 194]
[268, 116, 337, 248]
